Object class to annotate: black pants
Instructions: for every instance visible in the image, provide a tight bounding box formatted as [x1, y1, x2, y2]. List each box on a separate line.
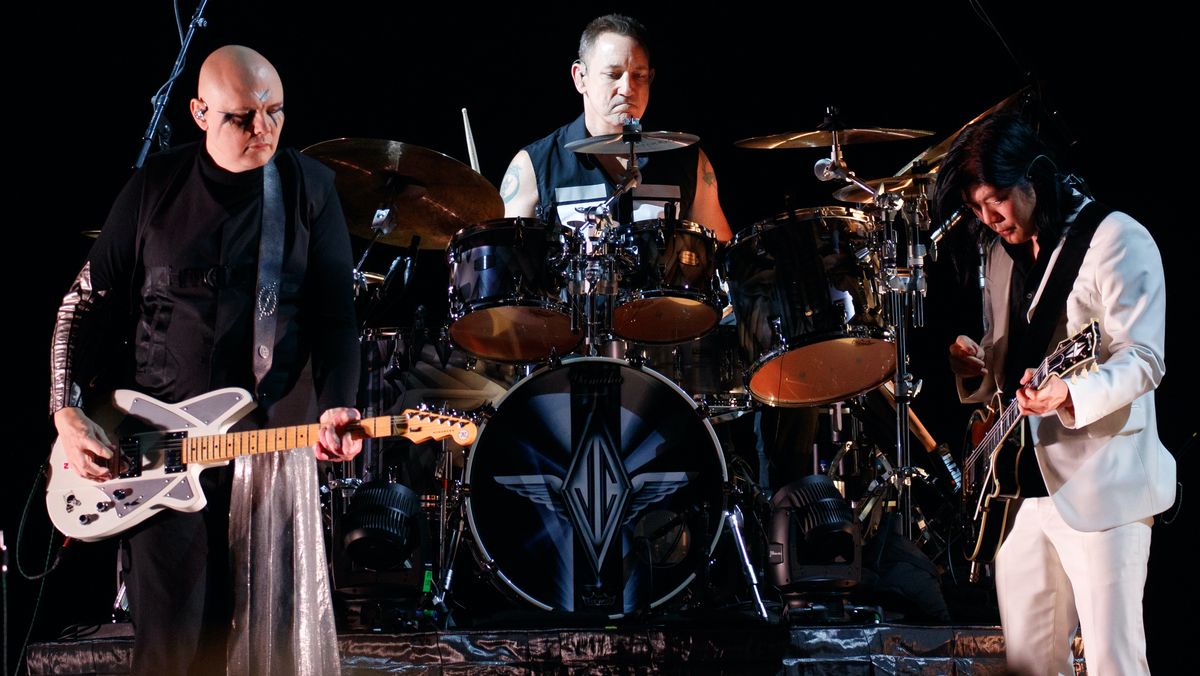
[123, 466, 233, 676]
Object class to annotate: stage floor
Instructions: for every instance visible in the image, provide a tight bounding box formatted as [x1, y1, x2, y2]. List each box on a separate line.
[28, 622, 1014, 674]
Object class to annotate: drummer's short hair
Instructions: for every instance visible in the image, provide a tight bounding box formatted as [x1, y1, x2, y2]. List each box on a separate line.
[578, 14, 650, 63]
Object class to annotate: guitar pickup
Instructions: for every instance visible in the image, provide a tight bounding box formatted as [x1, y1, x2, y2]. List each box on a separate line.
[117, 436, 143, 478]
[163, 431, 187, 474]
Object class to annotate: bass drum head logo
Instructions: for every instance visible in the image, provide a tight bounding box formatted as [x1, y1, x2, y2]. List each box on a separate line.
[466, 358, 726, 616]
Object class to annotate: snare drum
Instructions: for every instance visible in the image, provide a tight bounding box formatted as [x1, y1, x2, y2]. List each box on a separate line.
[464, 357, 727, 617]
[724, 206, 895, 406]
[627, 324, 753, 423]
[612, 219, 724, 344]
[447, 218, 580, 363]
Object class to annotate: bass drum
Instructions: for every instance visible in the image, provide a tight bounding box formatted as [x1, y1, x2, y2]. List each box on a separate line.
[464, 357, 727, 617]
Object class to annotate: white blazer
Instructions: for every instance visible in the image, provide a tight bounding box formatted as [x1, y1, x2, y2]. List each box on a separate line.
[958, 205, 1176, 532]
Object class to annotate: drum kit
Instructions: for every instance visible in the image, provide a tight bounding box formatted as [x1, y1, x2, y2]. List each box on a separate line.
[302, 99, 1017, 627]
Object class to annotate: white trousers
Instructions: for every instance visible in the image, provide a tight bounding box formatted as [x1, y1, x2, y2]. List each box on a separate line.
[995, 496, 1152, 676]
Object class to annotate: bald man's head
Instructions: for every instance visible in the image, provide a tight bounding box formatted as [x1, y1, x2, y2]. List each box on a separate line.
[190, 45, 285, 172]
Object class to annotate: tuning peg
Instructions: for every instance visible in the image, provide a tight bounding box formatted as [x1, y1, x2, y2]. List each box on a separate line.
[1091, 363, 1100, 373]
[1070, 374, 1079, 384]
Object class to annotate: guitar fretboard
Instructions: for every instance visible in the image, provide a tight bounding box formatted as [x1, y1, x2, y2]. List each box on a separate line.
[182, 415, 408, 464]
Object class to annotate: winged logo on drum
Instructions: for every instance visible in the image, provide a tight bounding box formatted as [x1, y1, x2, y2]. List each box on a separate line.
[494, 474, 565, 508]
[494, 469, 694, 574]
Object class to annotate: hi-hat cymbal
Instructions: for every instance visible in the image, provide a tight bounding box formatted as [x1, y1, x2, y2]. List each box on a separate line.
[832, 167, 939, 204]
[735, 127, 933, 150]
[303, 138, 503, 249]
[894, 88, 1030, 176]
[564, 130, 699, 155]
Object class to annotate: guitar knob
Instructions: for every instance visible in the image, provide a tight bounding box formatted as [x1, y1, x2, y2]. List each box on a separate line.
[96, 501, 114, 512]
[113, 489, 132, 500]
[78, 514, 98, 525]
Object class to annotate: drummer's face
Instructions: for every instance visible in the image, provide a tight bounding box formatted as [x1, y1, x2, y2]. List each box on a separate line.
[574, 32, 653, 134]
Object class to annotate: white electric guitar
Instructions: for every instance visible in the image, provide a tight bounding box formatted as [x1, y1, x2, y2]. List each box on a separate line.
[46, 387, 477, 542]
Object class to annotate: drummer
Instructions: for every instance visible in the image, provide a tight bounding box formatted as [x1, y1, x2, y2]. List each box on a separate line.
[500, 13, 732, 241]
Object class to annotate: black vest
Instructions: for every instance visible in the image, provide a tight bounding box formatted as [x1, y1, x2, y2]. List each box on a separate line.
[523, 114, 698, 226]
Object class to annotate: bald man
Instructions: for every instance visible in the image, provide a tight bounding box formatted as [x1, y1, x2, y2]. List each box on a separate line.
[50, 45, 358, 675]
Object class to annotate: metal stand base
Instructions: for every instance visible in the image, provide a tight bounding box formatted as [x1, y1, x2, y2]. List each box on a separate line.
[724, 507, 768, 621]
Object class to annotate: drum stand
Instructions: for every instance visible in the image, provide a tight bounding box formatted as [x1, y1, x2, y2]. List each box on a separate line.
[724, 506, 770, 620]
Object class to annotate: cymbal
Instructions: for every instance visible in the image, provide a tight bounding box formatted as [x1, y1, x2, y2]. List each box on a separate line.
[894, 88, 1030, 176]
[303, 138, 503, 249]
[832, 167, 939, 204]
[564, 130, 699, 155]
[82, 229, 101, 239]
[735, 127, 933, 150]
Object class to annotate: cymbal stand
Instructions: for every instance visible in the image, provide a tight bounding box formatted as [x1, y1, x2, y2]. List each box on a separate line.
[876, 176, 930, 541]
[571, 124, 641, 354]
[814, 136, 929, 541]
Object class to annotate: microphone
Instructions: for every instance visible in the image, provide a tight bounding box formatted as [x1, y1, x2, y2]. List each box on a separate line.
[929, 207, 965, 261]
[813, 157, 843, 182]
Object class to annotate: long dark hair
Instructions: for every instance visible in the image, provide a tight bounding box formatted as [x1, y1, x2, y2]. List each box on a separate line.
[935, 114, 1082, 245]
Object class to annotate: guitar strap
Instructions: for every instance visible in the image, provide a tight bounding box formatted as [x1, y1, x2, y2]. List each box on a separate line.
[1001, 201, 1111, 393]
[252, 159, 285, 397]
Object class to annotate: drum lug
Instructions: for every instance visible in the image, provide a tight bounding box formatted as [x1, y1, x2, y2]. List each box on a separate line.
[769, 315, 788, 351]
[694, 399, 710, 419]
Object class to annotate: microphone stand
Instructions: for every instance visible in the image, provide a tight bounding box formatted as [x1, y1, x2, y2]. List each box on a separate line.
[133, 0, 211, 169]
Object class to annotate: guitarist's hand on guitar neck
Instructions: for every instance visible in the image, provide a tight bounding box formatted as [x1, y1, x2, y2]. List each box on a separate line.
[314, 406, 364, 462]
[1015, 369, 1074, 417]
[52, 407, 117, 481]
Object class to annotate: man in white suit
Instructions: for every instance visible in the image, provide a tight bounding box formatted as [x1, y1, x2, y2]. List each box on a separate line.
[936, 114, 1175, 676]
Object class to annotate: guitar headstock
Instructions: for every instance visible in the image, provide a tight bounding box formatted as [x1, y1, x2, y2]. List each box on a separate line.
[400, 409, 478, 446]
[1046, 319, 1101, 381]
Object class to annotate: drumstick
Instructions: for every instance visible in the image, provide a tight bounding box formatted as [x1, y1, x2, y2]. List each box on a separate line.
[879, 381, 938, 453]
[462, 108, 481, 173]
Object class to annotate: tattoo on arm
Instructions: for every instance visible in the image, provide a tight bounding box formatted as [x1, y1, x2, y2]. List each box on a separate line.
[702, 158, 716, 187]
[500, 164, 521, 203]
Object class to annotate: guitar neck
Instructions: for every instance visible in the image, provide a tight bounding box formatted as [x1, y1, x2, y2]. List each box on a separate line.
[181, 415, 405, 464]
[970, 400, 1025, 467]
[966, 341, 1070, 467]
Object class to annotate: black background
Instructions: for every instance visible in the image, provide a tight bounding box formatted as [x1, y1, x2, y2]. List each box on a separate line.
[4, 2, 1193, 672]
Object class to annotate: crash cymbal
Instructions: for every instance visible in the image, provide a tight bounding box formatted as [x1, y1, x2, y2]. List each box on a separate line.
[735, 127, 933, 150]
[895, 88, 1030, 176]
[82, 229, 101, 239]
[565, 130, 699, 155]
[832, 167, 939, 204]
[303, 138, 503, 249]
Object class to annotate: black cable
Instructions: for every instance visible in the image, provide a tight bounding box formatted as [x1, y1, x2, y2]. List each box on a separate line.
[11, 528, 54, 676]
[11, 461, 73, 676]
[968, 0, 1023, 71]
[2, 530, 8, 676]
[15, 462, 68, 581]
[172, 0, 184, 44]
